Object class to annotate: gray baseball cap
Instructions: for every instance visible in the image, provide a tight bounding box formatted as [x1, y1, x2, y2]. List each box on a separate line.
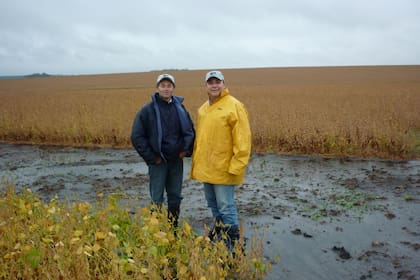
[205, 70, 224, 82]
[156, 74, 175, 86]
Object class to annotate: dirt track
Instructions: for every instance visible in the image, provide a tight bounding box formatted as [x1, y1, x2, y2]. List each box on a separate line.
[1, 143, 419, 279]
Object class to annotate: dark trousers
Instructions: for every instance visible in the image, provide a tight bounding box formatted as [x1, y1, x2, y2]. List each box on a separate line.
[148, 158, 183, 209]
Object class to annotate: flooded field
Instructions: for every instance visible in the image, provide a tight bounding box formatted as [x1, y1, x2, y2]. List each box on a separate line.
[1, 143, 419, 279]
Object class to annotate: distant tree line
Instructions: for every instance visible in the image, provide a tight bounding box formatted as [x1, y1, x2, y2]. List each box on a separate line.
[0, 72, 52, 80]
[25, 72, 51, 78]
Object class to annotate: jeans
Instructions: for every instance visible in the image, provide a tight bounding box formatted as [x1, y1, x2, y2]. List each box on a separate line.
[203, 183, 238, 226]
[148, 158, 183, 209]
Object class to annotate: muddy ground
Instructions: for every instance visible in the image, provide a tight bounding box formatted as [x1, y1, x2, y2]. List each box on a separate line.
[1, 143, 419, 279]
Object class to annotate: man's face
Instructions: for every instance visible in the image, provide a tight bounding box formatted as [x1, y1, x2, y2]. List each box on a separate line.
[157, 80, 174, 101]
[206, 78, 224, 98]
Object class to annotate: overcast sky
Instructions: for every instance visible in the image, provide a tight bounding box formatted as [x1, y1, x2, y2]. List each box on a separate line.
[1, 0, 419, 75]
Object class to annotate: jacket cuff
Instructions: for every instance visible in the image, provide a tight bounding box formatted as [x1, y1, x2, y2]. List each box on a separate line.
[228, 166, 242, 176]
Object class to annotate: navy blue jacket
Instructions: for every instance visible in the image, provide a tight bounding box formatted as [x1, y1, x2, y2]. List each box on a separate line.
[131, 93, 195, 165]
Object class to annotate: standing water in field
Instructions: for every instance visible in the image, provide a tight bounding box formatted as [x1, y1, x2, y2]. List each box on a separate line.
[1, 143, 419, 279]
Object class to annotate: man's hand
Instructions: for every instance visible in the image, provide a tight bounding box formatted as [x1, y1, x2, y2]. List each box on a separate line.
[179, 151, 187, 159]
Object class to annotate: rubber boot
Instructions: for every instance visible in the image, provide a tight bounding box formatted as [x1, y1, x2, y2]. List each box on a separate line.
[208, 216, 223, 242]
[226, 225, 241, 254]
[168, 206, 180, 232]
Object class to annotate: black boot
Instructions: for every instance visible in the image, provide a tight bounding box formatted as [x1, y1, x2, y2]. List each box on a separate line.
[226, 225, 241, 254]
[168, 206, 180, 229]
[208, 216, 223, 242]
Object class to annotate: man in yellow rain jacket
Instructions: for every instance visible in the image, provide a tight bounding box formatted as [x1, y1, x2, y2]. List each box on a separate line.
[191, 70, 251, 251]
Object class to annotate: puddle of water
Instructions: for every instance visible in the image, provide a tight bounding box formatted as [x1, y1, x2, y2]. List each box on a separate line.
[1, 143, 419, 279]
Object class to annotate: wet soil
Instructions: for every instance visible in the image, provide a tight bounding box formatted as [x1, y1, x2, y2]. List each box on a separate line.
[1, 143, 419, 279]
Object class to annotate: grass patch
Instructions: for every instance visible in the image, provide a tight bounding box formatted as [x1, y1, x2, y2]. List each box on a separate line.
[0, 184, 270, 279]
[302, 190, 375, 221]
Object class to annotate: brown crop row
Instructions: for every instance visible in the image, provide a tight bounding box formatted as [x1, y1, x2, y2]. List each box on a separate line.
[1, 65, 419, 159]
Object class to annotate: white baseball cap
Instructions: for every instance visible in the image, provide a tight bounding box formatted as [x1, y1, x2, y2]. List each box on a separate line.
[205, 70, 224, 82]
[156, 74, 175, 87]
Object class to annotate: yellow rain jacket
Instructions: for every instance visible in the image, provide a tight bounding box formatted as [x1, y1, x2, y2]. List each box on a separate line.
[190, 89, 251, 185]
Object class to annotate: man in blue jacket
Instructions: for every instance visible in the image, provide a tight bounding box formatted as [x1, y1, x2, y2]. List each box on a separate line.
[131, 74, 195, 228]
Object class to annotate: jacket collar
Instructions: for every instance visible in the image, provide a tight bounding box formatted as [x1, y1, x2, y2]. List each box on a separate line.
[210, 88, 230, 105]
[152, 92, 184, 104]
[220, 88, 229, 98]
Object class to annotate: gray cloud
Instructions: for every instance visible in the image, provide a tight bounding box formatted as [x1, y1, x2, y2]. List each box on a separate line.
[1, 0, 419, 75]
